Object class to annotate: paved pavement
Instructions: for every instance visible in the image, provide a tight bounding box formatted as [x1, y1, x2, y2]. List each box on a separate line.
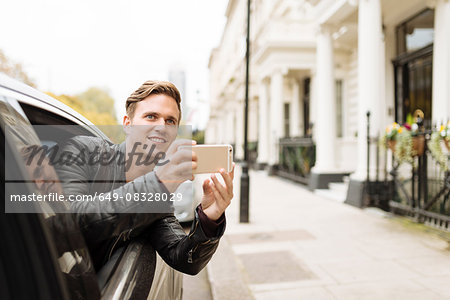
[206, 166, 450, 300]
[183, 268, 212, 300]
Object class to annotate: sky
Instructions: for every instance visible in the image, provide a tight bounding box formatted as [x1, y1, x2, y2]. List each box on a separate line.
[0, 0, 228, 129]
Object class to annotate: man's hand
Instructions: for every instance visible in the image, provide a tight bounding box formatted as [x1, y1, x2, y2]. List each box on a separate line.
[155, 139, 198, 193]
[201, 163, 235, 221]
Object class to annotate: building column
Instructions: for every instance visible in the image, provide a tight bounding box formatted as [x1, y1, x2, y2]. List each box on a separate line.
[217, 115, 223, 143]
[220, 111, 229, 144]
[353, 0, 383, 180]
[268, 70, 283, 168]
[205, 117, 216, 144]
[346, 0, 383, 207]
[290, 79, 301, 137]
[432, 0, 450, 124]
[226, 110, 234, 145]
[257, 79, 269, 166]
[311, 25, 336, 174]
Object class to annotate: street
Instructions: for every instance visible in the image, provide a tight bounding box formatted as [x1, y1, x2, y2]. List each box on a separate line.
[203, 165, 450, 300]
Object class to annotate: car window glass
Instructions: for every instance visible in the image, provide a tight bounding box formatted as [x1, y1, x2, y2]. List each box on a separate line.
[1, 96, 40, 146]
[1, 94, 101, 299]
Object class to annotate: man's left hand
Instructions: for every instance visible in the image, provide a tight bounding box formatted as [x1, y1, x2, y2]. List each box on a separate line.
[200, 163, 235, 221]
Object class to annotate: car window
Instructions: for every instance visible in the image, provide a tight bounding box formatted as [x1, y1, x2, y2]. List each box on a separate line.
[1, 93, 101, 300]
[1, 128, 71, 300]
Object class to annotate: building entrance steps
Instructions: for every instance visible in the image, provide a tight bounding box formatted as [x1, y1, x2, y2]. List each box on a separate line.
[206, 165, 450, 300]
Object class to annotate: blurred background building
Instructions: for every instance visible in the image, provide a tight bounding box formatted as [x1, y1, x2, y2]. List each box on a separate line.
[206, 0, 450, 205]
[169, 64, 189, 120]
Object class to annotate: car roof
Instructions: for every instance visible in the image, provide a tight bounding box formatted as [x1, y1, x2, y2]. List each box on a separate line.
[0, 72, 110, 140]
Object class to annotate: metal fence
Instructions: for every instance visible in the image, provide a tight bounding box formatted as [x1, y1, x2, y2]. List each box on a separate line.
[276, 137, 315, 184]
[389, 138, 450, 231]
[365, 113, 449, 231]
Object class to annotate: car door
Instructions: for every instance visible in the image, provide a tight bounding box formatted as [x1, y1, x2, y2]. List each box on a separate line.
[1, 94, 72, 300]
[1, 91, 102, 299]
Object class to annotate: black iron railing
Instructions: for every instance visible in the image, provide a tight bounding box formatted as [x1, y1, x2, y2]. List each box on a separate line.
[389, 133, 449, 231]
[364, 112, 394, 210]
[277, 137, 315, 184]
[248, 141, 258, 168]
[365, 112, 449, 231]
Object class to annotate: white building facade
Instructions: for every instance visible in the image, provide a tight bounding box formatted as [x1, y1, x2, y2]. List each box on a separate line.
[207, 0, 450, 205]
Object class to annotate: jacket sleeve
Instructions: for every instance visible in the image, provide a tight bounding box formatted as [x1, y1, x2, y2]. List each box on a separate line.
[145, 207, 226, 275]
[54, 137, 172, 244]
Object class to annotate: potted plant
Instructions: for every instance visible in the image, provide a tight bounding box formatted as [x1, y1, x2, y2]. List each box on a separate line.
[428, 121, 450, 171]
[382, 121, 424, 165]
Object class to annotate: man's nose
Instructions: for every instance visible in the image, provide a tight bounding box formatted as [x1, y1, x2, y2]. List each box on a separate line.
[154, 118, 166, 126]
[153, 119, 167, 132]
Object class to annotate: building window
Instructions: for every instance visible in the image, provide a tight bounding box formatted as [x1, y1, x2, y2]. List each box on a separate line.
[336, 79, 343, 138]
[394, 9, 434, 128]
[284, 103, 290, 137]
[396, 9, 434, 56]
[303, 78, 311, 136]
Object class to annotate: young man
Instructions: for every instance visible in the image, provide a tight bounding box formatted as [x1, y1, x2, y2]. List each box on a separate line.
[55, 80, 234, 274]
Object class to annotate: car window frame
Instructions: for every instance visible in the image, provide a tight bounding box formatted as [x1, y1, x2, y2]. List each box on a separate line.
[1, 97, 70, 300]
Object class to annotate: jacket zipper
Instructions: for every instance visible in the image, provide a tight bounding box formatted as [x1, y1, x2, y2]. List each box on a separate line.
[188, 220, 199, 239]
[188, 249, 193, 263]
[188, 244, 198, 264]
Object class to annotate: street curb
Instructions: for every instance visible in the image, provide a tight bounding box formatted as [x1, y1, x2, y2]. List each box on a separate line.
[206, 236, 254, 300]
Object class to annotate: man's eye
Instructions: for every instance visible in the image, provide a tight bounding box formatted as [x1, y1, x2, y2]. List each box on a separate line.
[166, 119, 176, 125]
[146, 115, 155, 120]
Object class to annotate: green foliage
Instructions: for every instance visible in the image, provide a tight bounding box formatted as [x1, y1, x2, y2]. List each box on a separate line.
[406, 113, 414, 127]
[429, 132, 448, 171]
[394, 130, 415, 165]
[429, 122, 450, 171]
[382, 121, 421, 166]
[247, 141, 257, 151]
[279, 144, 315, 176]
[192, 130, 205, 144]
[47, 89, 125, 143]
[78, 87, 117, 117]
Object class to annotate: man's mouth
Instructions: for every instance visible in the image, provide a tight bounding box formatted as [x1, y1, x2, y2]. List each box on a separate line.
[147, 136, 167, 143]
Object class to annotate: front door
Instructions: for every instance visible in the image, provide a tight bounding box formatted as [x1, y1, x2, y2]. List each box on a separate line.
[394, 47, 433, 128]
[393, 9, 434, 128]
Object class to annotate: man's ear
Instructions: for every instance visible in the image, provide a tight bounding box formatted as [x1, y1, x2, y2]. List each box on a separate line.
[123, 115, 131, 126]
[123, 115, 132, 135]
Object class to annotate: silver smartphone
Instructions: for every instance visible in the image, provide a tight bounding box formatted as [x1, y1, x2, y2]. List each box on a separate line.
[180, 144, 233, 174]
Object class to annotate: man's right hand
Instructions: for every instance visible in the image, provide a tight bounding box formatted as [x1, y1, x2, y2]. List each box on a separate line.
[155, 139, 198, 192]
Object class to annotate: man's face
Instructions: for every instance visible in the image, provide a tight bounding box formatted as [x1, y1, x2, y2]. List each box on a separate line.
[23, 154, 63, 195]
[123, 94, 180, 156]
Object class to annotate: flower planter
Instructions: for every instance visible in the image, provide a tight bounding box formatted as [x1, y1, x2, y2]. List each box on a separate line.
[387, 140, 396, 153]
[387, 135, 425, 157]
[413, 135, 425, 156]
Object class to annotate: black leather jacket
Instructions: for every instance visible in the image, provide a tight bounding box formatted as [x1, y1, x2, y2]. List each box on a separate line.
[54, 136, 225, 274]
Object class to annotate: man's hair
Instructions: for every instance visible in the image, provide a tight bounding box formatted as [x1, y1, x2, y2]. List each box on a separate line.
[126, 80, 182, 122]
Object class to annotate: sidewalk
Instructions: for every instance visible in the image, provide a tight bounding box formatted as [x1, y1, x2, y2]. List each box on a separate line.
[206, 167, 450, 300]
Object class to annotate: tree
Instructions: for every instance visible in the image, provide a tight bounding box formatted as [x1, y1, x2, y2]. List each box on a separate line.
[47, 89, 125, 143]
[46, 92, 83, 113]
[0, 49, 36, 87]
[192, 129, 205, 144]
[78, 87, 117, 117]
